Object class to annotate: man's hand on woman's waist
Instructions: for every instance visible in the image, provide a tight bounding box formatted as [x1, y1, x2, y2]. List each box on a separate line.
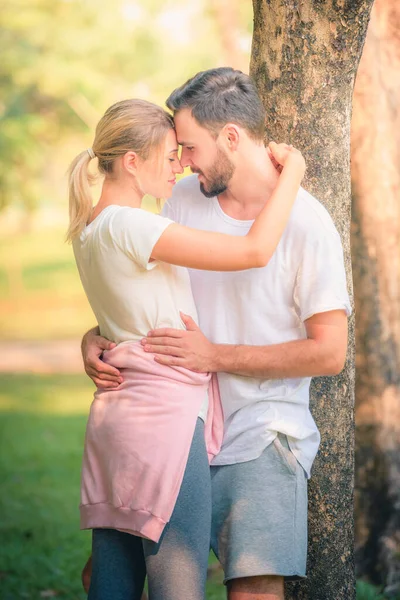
[142, 312, 218, 373]
[81, 326, 123, 388]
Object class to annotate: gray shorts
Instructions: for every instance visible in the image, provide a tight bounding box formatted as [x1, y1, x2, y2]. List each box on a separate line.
[210, 433, 308, 584]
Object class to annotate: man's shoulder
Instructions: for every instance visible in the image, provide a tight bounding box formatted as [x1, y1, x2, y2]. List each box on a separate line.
[288, 188, 341, 243]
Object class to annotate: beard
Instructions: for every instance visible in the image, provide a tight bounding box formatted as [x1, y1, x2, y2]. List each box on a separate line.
[194, 147, 235, 198]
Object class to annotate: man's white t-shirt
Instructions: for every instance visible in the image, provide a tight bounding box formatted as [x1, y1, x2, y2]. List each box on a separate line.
[73, 204, 209, 419]
[162, 175, 352, 477]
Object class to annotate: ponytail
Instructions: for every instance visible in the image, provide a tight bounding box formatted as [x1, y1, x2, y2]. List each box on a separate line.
[66, 149, 96, 242]
[66, 99, 174, 240]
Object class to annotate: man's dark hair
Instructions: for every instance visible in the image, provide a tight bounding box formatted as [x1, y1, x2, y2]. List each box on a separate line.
[166, 67, 266, 141]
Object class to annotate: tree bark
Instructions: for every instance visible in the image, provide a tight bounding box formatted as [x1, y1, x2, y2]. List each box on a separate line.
[351, 0, 400, 595]
[250, 1, 374, 598]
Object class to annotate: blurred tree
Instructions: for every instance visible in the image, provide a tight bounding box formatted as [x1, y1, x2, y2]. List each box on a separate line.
[1, 0, 249, 220]
[250, 0, 374, 598]
[351, 0, 400, 595]
[209, 0, 249, 73]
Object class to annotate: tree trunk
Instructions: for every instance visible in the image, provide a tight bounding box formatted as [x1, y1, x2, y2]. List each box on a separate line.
[250, 1, 374, 598]
[351, 0, 400, 595]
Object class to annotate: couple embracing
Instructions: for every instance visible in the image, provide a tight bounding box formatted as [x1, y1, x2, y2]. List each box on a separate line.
[68, 67, 351, 600]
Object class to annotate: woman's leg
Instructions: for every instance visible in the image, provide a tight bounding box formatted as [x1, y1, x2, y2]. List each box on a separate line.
[88, 528, 146, 600]
[143, 418, 211, 600]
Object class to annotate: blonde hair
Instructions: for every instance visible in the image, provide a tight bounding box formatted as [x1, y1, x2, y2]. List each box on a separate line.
[66, 99, 174, 242]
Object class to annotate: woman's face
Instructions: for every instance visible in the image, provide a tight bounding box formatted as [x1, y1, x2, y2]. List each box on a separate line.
[138, 128, 184, 199]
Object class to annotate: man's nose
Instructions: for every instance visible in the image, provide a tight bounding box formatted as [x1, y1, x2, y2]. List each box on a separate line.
[180, 148, 192, 168]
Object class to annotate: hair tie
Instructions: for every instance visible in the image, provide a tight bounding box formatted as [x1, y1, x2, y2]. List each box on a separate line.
[87, 148, 95, 160]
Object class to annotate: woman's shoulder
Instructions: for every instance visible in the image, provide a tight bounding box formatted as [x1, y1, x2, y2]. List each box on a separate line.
[104, 205, 171, 230]
[78, 205, 171, 249]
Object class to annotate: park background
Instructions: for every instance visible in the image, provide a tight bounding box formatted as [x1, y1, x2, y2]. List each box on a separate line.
[0, 0, 399, 599]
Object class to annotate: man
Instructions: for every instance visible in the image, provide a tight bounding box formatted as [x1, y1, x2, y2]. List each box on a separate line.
[82, 67, 351, 600]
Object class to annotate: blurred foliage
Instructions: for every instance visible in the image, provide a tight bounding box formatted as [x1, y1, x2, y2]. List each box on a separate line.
[0, 0, 252, 342]
[0, 227, 94, 340]
[356, 580, 392, 600]
[0, 0, 252, 215]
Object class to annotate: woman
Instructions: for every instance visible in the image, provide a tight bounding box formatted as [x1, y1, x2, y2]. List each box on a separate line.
[68, 98, 305, 600]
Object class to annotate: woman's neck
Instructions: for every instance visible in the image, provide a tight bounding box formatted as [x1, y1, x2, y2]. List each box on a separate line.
[89, 177, 143, 224]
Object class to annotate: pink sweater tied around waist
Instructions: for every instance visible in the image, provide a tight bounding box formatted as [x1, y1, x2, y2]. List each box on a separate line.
[80, 342, 223, 543]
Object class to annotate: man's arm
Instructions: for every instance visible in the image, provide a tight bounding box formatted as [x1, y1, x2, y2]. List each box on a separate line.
[81, 327, 123, 388]
[210, 310, 348, 377]
[142, 309, 348, 378]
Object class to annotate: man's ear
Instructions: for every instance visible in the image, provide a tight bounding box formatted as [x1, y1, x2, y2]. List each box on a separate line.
[219, 124, 240, 151]
[123, 151, 140, 175]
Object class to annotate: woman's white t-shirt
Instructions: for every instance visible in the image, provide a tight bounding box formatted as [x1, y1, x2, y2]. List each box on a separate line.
[73, 205, 208, 418]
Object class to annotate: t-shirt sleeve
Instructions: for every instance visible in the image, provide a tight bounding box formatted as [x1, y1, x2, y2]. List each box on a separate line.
[295, 227, 352, 322]
[111, 207, 173, 270]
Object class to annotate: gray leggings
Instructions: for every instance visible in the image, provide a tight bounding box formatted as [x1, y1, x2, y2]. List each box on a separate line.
[88, 419, 211, 600]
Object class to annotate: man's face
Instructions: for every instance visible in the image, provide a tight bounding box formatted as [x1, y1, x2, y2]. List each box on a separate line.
[174, 109, 235, 198]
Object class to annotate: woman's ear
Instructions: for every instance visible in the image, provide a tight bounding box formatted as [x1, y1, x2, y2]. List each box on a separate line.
[122, 151, 139, 175]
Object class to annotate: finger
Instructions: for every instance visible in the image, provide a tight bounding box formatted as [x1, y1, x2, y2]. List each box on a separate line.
[147, 328, 183, 338]
[179, 312, 199, 331]
[86, 366, 123, 384]
[88, 357, 122, 378]
[101, 341, 117, 351]
[268, 141, 286, 164]
[144, 344, 185, 357]
[93, 336, 117, 351]
[142, 337, 184, 348]
[96, 371, 124, 382]
[153, 355, 186, 367]
[93, 377, 121, 389]
[270, 156, 280, 169]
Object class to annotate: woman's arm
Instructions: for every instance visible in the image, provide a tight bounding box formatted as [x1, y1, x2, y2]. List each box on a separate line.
[151, 143, 305, 271]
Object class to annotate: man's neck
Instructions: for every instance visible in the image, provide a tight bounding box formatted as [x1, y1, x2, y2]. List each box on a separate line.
[218, 145, 280, 220]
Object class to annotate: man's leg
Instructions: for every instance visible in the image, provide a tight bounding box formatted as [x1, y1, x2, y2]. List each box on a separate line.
[211, 434, 308, 600]
[228, 575, 284, 600]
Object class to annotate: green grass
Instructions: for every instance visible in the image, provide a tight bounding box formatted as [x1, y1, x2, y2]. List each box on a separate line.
[0, 374, 92, 599]
[0, 374, 224, 599]
[0, 373, 395, 600]
[356, 580, 387, 600]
